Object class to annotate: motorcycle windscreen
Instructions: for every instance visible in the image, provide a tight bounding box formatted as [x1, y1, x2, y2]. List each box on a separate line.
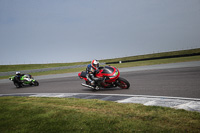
[101, 66, 114, 74]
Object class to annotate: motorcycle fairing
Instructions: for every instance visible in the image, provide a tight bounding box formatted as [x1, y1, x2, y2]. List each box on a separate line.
[78, 66, 120, 85]
[96, 66, 120, 83]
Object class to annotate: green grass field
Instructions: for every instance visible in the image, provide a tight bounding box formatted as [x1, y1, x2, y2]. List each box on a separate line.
[0, 97, 200, 132]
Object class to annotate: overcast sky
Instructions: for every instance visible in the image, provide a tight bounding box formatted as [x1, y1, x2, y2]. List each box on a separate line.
[0, 0, 200, 65]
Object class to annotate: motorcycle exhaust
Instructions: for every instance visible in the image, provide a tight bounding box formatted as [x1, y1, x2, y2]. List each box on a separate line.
[81, 83, 94, 89]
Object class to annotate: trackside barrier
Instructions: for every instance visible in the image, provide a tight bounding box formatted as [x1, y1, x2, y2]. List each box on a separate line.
[106, 53, 200, 64]
[0, 63, 106, 77]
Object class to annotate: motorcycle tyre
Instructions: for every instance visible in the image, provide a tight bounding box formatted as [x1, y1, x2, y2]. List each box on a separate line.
[117, 77, 130, 89]
[14, 82, 22, 88]
[34, 81, 39, 86]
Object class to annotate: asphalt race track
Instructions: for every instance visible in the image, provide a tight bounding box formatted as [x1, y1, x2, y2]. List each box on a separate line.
[0, 66, 200, 99]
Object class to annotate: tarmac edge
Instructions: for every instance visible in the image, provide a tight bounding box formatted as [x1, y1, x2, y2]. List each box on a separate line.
[0, 93, 200, 112]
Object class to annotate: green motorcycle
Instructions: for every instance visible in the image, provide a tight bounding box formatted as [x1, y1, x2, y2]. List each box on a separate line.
[9, 74, 39, 88]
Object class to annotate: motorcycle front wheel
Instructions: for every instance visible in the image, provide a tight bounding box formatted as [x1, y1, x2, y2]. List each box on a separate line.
[33, 81, 39, 86]
[117, 77, 130, 89]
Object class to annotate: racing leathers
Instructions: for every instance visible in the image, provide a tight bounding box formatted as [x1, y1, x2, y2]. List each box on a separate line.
[86, 64, 99, 85]
[14, 73, 24, 84]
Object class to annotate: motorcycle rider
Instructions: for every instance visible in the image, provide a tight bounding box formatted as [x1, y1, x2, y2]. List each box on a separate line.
[14, 72, 24, 85]
[86, 59, 100, 86]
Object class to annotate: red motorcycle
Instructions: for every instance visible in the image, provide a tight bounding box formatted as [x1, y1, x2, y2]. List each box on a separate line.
[78, 65, 130, 90]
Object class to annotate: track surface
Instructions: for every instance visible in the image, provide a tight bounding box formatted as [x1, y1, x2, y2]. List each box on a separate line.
[0, 66, 200, 99]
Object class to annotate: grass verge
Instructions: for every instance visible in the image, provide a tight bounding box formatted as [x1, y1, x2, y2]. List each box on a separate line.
[1, 55, 200, 80]
[0, 62, 90, 72]
[101, 48, 200, 63]
[0, 97, 200, 132]
[0, 48, 200, 80]
[1, 48, 200, 72]
[109, 55, 200, 68]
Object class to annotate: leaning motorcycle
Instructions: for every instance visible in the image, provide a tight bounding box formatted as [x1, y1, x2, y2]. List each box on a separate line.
[78, 65, 130, 90]
[9, 74, 39, 88]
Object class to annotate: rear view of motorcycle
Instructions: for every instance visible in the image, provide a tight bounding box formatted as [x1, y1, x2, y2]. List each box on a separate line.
[78, 66, 130, 90]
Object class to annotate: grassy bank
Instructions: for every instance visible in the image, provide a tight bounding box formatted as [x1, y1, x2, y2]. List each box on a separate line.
[0, 97, 200, 132]
[0, 61, 90, 73]
[0, 48, 200, 79]
[1, 55, 200, 80]
[101, 48, 200, 63]
[110, 55, 200, 68]
[1, 48, 200, 72]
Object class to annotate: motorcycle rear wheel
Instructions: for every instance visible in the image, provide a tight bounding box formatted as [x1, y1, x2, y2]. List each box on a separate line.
[117, 77, 130, 89]
[14, 82, 22, 88]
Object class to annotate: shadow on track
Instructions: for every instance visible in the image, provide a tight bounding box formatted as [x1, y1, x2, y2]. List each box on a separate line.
[82, 87, 123, 92]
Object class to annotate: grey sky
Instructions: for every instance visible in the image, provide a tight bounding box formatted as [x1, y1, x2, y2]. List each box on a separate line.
[0, 0, 200, 65]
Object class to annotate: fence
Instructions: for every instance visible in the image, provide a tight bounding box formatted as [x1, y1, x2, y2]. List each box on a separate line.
[106, 52, 200, 64]
[0, 63, 105, 77]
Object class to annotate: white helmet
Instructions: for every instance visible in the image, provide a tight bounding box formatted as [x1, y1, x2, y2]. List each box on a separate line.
[16, 71, 21, 75]
[91, 59, 99, 70]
